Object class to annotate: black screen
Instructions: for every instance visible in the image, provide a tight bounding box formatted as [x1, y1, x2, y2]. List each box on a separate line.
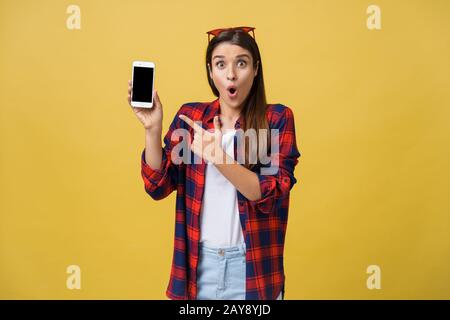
[132, 66, 154, 103]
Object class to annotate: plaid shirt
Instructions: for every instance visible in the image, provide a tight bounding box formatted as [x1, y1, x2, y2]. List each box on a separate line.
[140, 98, 301, 300]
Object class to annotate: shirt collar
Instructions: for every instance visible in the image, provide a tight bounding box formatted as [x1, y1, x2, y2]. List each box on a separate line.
[204, 98, 245, 129]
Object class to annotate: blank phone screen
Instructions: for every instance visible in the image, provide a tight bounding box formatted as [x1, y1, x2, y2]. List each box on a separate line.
[132, 66, 154, 103]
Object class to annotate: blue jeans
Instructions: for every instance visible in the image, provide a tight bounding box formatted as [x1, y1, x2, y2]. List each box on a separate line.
[196, 242, 283, 300]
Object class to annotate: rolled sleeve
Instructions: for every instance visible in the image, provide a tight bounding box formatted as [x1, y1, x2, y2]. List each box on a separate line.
[250, 166, 297, 214]
[141, 148, 169, 185]
[140, 106, 188, 200]
[251, 174, 278, 214]
[248, 107, 301, 214]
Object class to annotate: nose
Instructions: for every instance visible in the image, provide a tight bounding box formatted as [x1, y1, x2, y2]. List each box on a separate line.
[227, 66, 236, 81]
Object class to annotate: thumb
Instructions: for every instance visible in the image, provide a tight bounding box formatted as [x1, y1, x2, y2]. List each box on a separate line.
[213, 115, 221, 130]
[153, 90, 161, 107]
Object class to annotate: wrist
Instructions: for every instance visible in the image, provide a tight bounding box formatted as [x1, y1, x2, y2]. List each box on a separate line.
[145, 126, 162, 135]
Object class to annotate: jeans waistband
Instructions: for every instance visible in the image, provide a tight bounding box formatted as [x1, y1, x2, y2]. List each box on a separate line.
[199, 241, 246, 257]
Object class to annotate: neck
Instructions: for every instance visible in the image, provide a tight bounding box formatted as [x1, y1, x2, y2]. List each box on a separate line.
[218, 96, 242, 123]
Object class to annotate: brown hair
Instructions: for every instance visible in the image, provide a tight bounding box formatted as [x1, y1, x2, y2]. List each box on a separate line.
[205, 29, 269, 170]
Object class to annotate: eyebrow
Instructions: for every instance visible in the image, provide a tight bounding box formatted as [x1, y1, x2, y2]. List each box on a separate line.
[212, 54, 251, 60]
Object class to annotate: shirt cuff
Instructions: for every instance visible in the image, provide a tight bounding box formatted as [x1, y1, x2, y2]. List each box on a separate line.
[248, 173, 277, 214]
[141, 148, 169, 185]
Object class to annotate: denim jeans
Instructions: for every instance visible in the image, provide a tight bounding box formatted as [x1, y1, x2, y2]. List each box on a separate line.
[196, 242, 283, 300]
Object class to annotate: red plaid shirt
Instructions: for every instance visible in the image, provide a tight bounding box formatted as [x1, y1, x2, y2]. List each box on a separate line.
[140, 98, 301, 300]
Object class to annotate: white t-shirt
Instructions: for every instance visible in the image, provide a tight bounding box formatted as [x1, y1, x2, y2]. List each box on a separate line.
[199, 129, 244, 248]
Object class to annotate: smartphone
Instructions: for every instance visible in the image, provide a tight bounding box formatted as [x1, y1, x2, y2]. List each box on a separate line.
[131, 61, 155, 108]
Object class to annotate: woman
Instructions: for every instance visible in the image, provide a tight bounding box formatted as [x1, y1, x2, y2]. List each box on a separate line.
[127, 27, 301, 300]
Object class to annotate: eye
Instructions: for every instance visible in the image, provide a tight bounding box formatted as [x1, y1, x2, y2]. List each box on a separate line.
[237, 59, 247, 67]
[215, 61, 225, 68]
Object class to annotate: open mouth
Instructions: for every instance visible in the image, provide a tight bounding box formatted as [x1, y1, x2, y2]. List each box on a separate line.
[227, 86, 238, 98]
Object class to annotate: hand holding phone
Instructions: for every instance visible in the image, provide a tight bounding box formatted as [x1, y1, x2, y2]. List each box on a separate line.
[127, 61, 163, 131]
[131, 61, 155, 108]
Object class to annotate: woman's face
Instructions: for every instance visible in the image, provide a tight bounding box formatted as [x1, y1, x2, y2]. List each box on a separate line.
[208, 42, 258, 110]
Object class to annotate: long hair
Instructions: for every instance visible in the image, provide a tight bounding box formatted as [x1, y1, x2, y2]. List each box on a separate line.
[205, 29, 269, 170]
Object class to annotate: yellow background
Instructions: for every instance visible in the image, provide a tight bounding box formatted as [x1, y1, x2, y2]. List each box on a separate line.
[1, 0, 449, 299]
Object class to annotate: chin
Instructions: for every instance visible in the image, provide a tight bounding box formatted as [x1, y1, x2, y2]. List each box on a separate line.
[221, 94, 242, 106]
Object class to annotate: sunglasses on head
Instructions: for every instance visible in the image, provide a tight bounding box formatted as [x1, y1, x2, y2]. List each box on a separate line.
[206, 26, 256, 43]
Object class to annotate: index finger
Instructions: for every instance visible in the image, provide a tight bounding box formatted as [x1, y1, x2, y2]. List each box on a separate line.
[179, 115, 204, 133]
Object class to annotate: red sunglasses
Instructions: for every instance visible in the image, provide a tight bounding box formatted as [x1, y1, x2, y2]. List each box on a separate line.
[206, 26, 256, 43]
